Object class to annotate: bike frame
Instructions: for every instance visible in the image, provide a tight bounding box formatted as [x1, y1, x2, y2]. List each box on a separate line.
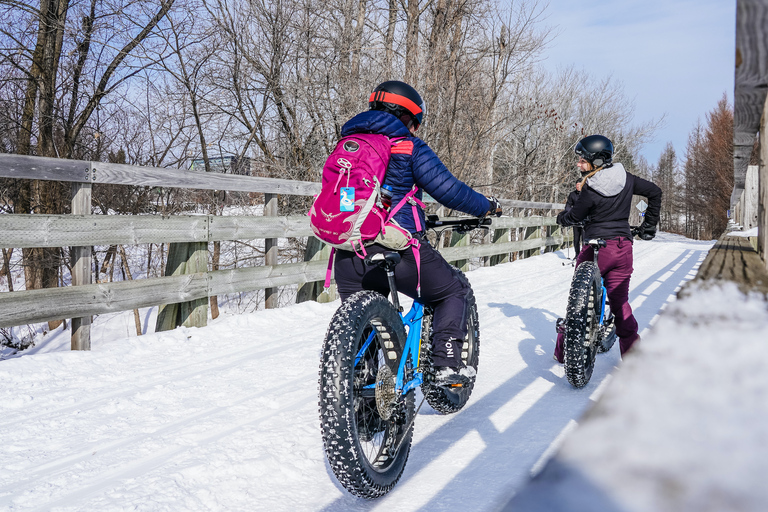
[354, 216, 491, 400]
[585, 239, 608, 325]
[355, 301, 425, 397]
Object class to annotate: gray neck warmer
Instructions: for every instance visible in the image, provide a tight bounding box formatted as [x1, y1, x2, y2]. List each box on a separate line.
[586, 163, 626, 197]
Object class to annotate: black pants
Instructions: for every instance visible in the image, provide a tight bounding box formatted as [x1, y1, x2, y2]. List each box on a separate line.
[573, 226, 583, 256]
[334, 241, 471, 367]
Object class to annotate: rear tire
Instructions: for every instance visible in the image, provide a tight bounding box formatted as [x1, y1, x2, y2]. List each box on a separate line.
[564, 261, 601, 388]
[319, 291, 414, 499]
[419, 268, 479, 414]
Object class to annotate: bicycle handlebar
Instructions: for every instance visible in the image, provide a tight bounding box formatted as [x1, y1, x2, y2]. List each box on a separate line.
[425, 215, 492, 233]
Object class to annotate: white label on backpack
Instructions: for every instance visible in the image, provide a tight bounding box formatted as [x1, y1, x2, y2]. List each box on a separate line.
[340, 187, 355, 211]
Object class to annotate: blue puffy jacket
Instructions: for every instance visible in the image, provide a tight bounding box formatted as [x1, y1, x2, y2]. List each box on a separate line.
[340, 110, 489, 233]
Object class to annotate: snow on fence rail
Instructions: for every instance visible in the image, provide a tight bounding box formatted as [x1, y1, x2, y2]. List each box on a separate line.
[0, 153, 567, 349]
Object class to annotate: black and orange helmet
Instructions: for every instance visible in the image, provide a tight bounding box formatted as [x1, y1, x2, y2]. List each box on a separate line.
[369, 81, 426, 127]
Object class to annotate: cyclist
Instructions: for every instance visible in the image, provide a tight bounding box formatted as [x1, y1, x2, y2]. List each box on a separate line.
[555, 134, 661, 360]
[332, 80, 502, 386]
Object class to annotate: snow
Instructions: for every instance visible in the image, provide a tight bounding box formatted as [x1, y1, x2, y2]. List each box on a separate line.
[0, 233, 729, 511]
[507, 280, 768, 512]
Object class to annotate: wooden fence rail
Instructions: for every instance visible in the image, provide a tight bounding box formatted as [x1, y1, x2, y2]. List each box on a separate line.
[0, 153, 568, 346]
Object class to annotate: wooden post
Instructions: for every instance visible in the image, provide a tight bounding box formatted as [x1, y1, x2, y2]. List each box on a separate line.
[450, 229, 470, 272]
[70, 181, 92, 351]
[759, 109, 768, 268]
[155, 242, 208, 331]
[297, 236, 325, 303]
[181, 242, 208, 328]
[264, 193, 278, 308]
[524, 222, 541, 259]
[490, 227, 510, 266]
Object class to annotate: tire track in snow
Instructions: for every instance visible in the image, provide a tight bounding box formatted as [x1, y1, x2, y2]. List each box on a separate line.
[0, 326, 320, 430]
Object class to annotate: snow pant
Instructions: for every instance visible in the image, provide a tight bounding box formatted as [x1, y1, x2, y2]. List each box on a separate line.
[575, 237, 639, 354]
[334, 239, 471, 367]
[573, 226, 583, 256]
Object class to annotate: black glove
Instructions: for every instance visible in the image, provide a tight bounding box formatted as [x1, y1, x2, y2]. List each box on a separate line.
[635, 223, 656, 240]
[486, 196, 503, 217]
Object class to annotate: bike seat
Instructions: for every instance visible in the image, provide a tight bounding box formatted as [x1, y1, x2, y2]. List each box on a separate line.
[364, 252, 401, 268]
[587, 239, 607, 248]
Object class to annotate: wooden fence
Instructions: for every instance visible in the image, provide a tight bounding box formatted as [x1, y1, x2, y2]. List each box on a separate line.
[0, 153, 568, 350]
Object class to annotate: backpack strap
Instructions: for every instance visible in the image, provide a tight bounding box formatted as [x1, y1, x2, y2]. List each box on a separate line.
[323, 247, 336, 289]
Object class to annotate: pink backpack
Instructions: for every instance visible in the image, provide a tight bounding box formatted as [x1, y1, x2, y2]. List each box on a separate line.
[308, 133, 425, 290]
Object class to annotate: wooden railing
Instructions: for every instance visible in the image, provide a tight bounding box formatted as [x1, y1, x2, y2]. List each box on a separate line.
[0, 153, 568, 349]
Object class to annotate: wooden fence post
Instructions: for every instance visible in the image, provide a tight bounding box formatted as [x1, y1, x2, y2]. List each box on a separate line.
[297, 236, 325, 303]
[264, 193, 278, 309]
[181, 242, 208, 328]
[490, 226, 511, 266]
[524, 221, 541, 259]
[70, 181, 92, 351]
[155, 241, 208, 331]
[450, 229, 470, 271]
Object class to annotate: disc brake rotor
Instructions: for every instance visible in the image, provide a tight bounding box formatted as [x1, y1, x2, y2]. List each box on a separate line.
[375, 365, 397, 420]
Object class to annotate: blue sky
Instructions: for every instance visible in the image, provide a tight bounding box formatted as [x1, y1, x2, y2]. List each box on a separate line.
[537, 0, 735, 165]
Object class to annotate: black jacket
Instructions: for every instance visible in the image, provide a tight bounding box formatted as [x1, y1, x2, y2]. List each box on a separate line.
[557, 163, 662, 240]
[565, 189, 580, 210]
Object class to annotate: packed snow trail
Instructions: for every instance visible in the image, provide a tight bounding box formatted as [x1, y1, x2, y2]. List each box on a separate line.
[0, 234, 713, 511]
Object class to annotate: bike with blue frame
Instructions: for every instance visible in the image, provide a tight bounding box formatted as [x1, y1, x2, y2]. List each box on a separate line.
[318, 216, 490, 498]
[561, 238, 618, 388]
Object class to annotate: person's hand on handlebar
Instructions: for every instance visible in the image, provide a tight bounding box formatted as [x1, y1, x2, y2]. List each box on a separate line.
[486, 196, 502, 217]
[632, 223, 657, 240]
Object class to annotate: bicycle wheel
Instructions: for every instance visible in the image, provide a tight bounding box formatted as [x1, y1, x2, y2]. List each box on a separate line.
[420, 268, 480, 414]
[563, 261, 601, 388]
[318, 290, 414, 499]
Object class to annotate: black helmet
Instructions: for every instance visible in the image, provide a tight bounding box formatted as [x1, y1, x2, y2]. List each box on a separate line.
[369, 80, 426, 127]
[575, 134, 613, 167]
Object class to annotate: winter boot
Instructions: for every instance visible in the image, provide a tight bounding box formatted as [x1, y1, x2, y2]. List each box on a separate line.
[434, 365, 477, 387]
[553, 318, 566, 363]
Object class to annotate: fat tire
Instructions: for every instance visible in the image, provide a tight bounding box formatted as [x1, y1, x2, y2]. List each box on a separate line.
[564, 261, 601, 388]
[419, 267, 480, 414]
[318, 291, 414, 499]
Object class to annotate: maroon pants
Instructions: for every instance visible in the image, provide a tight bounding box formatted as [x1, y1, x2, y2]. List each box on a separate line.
[576, 238, 639, 354]
[555, 237, 639, 361]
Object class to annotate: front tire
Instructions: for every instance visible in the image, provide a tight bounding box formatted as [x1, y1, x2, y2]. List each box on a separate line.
[420, 268, 480, 414]
[564, 261, 601, 388]
[318, 291, 414, 499]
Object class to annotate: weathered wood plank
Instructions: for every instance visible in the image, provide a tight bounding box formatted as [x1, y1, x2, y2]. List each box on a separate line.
[438, 236, 562, 261]
[208, 260, 328, 296]
[209, 215, 313, 240]
[0, 154, 321, 196]
[0, 273, 209, 328]
[0, 214, 210, 248]
[0, 260, 329, 328]
[684, 233, 768, 296]
[733, 0, 768, 205]
[499, 199, 565, 210]
[0, 214, 315, 248]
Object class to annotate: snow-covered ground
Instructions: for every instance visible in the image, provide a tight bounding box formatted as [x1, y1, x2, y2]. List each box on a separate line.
[0, 233, 715, 511]
[505, 280, 768, 512]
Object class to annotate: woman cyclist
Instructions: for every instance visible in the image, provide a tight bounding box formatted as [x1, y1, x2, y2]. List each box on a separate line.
[332, 80, 502, 386]
[555, 134, 662, 359]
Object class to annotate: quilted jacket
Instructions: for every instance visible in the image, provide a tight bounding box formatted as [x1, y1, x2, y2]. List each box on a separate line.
[340, 110, 489, 233]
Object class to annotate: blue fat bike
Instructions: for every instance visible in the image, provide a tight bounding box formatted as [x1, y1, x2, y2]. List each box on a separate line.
[318, 217, 490, 498]
[562, 238, 617, 388]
